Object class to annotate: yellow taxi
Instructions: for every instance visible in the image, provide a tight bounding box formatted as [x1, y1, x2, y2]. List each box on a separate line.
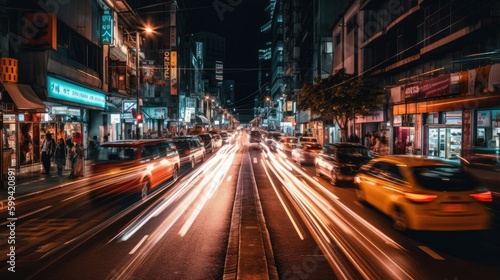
[354, 155, 492, 231]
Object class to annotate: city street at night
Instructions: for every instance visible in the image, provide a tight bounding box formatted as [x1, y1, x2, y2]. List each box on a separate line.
[1, 133, 500, 279]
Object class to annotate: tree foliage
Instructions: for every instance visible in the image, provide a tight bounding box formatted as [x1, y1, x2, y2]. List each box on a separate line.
[298, 68, 382, 142]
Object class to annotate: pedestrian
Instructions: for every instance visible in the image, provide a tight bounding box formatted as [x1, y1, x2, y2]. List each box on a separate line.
[364, 132, 371, 149]
[54, 138, 66, 176]
[373, 136, 389, 156]
[41, 132, 56, 175]
[69, 143, 84, 179]
[66, 139, 75, 168]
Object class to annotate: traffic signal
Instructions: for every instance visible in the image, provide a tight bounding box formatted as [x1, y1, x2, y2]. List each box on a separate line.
[292, 122, 297, 126]
[136, 113, 143, 123]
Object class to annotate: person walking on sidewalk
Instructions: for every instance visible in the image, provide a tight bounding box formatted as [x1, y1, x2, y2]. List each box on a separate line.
[54, 138, 66, 176]
[41, 132, 56, 175]
[69, 143, 84, 179]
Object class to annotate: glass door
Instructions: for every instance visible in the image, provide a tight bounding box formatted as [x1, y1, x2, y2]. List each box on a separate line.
[428, 128, 439, 156]
[448, 127, 462, 159]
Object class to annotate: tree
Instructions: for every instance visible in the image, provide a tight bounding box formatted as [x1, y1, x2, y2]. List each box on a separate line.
[298, 68, 383, 142]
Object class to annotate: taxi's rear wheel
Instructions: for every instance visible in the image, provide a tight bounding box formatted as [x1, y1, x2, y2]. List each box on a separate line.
[355, 187, 365, 202]
[140, 179, 150, 200]
[392, 207, 409, 231]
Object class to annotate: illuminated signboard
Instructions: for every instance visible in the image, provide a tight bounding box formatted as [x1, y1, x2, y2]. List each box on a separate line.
[47, 76, 106, 109]
[164, 51, 170, 80]
[171, 51, 178, 96]
[101, 10, 113, 44]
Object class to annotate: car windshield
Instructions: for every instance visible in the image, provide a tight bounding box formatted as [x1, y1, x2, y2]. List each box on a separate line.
[96, 147, 137, 162]
[411, 166, 477, 191]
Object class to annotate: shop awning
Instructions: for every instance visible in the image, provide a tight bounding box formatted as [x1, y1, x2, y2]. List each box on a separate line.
[196, 115, 209, 124]
[3, 83, 46, 112]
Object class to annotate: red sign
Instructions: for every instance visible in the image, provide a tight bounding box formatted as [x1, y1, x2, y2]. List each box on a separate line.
[404, 74, 451, 101]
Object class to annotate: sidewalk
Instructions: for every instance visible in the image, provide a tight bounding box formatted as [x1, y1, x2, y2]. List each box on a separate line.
[0, 160, 92, 202]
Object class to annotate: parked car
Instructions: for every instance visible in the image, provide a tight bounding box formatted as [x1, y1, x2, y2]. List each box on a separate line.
[91, 139, 180, 200]
[354, 155, 492, 231]
[172, 136, 206, 167]
[249, 130, 262, 146]
[315, 143, 373, 186]
[291, 143, 323, 165]
[277, 136, 299, 154]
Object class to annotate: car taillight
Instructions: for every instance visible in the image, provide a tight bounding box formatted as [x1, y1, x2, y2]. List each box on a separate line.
[184, 149, 191, 155]
[470, 191, 493, 202]
[404, 193, 438, 203]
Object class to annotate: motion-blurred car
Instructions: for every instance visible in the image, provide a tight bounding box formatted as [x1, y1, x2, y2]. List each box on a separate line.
[315, 143, 373, 186]
[277, 136, 299, 154]
[172, 136, 206, 167]
[193, 133, 216, 153]
[265, 131, 282, 148]
[354, 155, 492, 231]
[211, 133, 223, 149]
[219, 131, 229, 145]
[299, 136, 318, 144]
[291, 143, 323, 165]
[249, 130, 262, 146]
[91, 139, 180, 200]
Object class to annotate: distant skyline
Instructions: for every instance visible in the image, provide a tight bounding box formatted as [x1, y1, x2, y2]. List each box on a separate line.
[183, 0, 268, 122]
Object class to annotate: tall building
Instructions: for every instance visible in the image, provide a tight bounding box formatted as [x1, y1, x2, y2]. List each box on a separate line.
[335, 0, 500, 160]
[281, 0, 348, 138]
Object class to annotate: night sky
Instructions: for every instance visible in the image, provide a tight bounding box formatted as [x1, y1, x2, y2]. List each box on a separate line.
[183, 0, 268, 122]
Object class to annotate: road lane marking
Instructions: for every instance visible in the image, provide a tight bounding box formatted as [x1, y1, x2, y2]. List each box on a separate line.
[253, 157, 257, 163]
[129, 235, 149, 254]
[354, 201, 364, 209]
[0, 206, 53, 226]
[226, 175, 232, 182]
[418, 246, 445, 260]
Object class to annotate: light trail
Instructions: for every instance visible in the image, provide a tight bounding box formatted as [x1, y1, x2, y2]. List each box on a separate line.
[261, 148, 416, 279]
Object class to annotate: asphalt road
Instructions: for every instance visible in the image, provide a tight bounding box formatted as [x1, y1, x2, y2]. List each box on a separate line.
[2, 132, 500, 279]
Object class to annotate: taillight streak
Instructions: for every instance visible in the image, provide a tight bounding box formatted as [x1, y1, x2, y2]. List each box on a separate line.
[470, 191, 493, 202]
[404, 193, 438, 203]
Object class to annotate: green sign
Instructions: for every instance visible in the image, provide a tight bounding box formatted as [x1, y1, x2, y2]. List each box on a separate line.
[101, 10, 113, 45]
[47, 76, 106, 109]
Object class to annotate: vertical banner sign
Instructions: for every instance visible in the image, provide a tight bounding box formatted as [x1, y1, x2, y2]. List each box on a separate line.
[101, 10, 113, 45]
[164, 51, 170, 81]
[170, 51, 178, 96]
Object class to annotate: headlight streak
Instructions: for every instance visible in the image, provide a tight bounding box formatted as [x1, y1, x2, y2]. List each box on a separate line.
[109, 143, 241, 280]
[264, 150, 416, 279]
[114, 143, 239, 243]
[178, 147, 237, 236]
[261, 157, 306, 240]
